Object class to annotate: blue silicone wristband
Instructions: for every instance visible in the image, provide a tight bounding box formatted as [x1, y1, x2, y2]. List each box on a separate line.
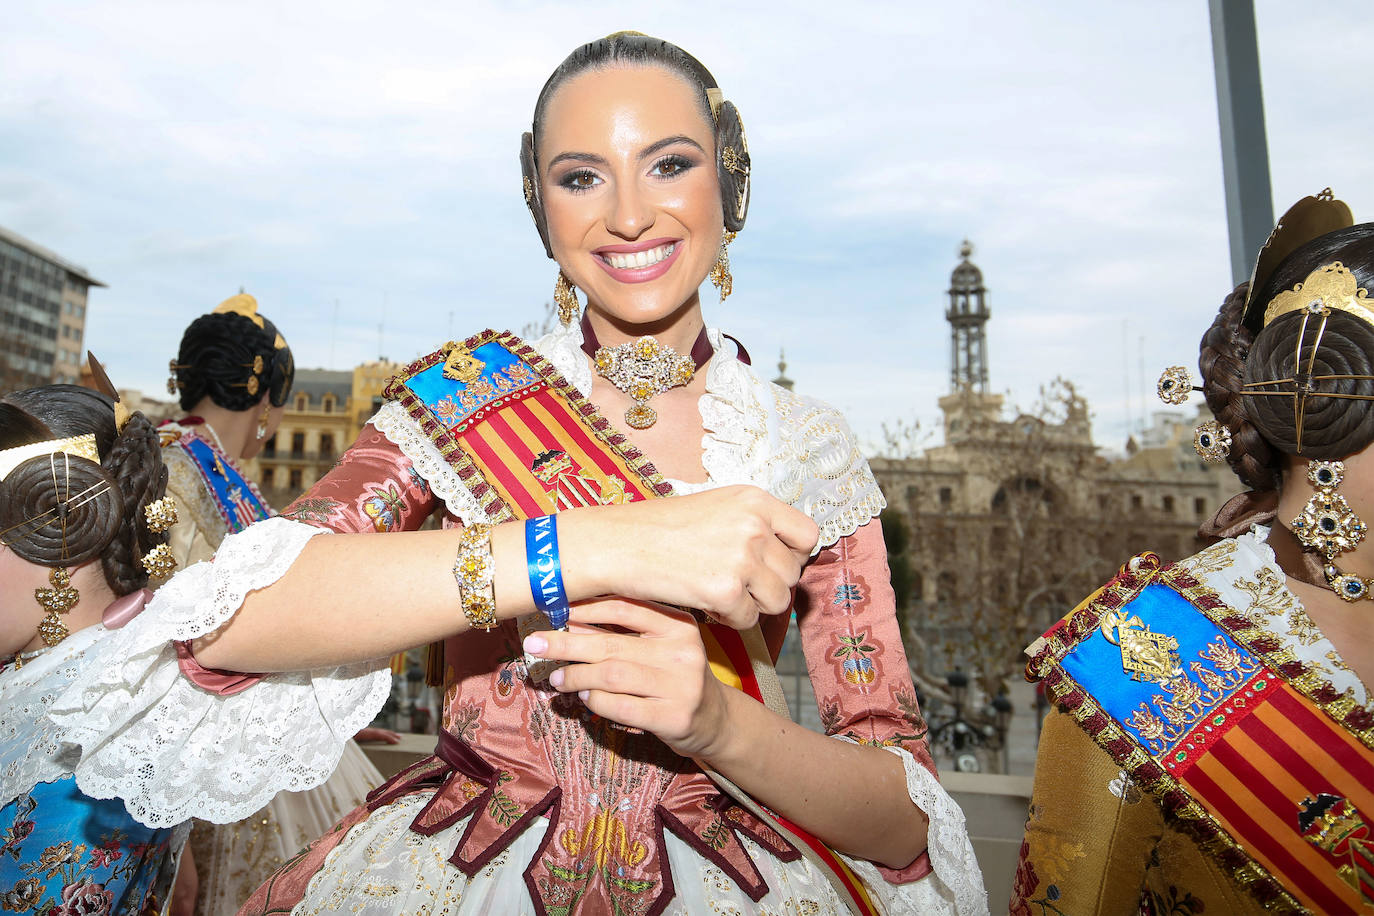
[525, 514, 570, 629]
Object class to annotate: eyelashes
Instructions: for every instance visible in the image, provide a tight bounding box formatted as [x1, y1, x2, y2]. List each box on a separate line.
[555, 154, 700, 194]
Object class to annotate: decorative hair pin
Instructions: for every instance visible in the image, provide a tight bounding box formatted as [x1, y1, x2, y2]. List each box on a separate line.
[1154, 366, 1229, 462]
[140, 543, 177, 579]
[168, 359, 189, 395]
[1237, 262, 1374, 454]
[144, 495, 178, 533]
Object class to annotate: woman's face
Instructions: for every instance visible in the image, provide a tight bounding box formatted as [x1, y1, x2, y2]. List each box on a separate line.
[538, 65, 724, 326]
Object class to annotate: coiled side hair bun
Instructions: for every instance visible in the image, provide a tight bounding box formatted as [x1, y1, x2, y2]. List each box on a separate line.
[0, 385, 170, 596]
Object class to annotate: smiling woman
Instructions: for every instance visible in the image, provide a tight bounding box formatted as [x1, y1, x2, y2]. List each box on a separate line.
[44, 32, 985, 916]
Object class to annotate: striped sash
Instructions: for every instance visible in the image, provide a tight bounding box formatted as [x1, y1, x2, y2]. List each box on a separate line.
[385, 330, 877, 915]
[1028, 554, 1374, 915]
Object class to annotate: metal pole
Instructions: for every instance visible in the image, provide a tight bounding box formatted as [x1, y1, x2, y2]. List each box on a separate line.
[1209, 0, 1274, 285]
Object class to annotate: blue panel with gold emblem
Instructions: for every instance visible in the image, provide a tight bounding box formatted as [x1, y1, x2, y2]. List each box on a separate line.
[1059, 582, 1264, 757]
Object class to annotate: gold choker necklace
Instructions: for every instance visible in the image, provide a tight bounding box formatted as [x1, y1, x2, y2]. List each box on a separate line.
[593, 336, 695, 429]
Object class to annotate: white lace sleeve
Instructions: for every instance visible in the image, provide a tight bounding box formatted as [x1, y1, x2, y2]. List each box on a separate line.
[46, 517, 392, 828]
[831, 741, 989, 916]
[698, 353, 886, 554]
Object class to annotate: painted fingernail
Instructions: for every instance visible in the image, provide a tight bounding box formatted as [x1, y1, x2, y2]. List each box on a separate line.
[523, 635, 548, 655]
[549, 668, 564, 688]
[578, 690, 590, 701]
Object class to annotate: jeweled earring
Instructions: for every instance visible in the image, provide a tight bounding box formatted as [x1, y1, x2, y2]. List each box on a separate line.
[554, 271, 580, 326]
[709, 231, 737, 303]
[1289, 459, 1373, 601]
[256, 403, 271, 440]
[35, 567, 80, 647]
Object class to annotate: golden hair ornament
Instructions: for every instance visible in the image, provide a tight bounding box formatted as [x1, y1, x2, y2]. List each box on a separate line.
[140, 543, 177, 579]
[144, 496, 179, 533]
[0, 434, 100, 482]
[1261, 262, 1374, 330]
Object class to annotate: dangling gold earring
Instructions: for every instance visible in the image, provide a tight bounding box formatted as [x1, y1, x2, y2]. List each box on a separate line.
[554, 270, 580, 326]
[709, 231, 737, 303]
[256, 403, 272, 440]
[35, 566, 80, 647]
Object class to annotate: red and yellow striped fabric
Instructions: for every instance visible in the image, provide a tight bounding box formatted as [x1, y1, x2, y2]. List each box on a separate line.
[1178, 682, 1374, 913]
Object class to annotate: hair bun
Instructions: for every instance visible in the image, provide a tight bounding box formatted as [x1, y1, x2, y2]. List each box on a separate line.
[0, 452, 122, 566]
[1243, 310, 1374, 458]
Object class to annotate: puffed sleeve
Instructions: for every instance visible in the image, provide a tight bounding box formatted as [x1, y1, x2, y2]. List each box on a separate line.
[796, 520, 987, 915]
[46, 419, 441, 829]
[277, 422, 439, 534]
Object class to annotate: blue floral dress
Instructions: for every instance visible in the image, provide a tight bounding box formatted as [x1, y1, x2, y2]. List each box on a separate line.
[1, 631, 186, 916]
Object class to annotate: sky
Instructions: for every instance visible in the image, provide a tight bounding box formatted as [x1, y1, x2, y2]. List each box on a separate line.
[2, 1, 1371, 454]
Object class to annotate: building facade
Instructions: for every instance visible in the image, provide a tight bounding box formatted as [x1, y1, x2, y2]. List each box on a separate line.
[248, 360, 403, 507]
[869, 244, 1241, 696]
[0, 226, 105, 389]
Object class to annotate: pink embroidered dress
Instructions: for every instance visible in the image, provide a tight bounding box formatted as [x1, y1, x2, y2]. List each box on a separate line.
[48, 325, 986, 915]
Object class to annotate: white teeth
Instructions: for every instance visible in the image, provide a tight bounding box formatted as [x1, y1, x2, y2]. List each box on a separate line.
[605, 243, 675, 270]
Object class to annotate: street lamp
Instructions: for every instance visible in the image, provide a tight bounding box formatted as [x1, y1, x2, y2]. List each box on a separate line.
[992, 692, 1013, 774]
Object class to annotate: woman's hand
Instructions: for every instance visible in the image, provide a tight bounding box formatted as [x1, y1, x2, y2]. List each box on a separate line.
[571, 484, 817, 630]
[523, 598, 728, 759]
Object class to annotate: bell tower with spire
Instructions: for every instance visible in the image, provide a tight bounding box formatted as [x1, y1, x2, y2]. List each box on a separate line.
[947, 240, 990, 393]
[938, 240, 1003, 442]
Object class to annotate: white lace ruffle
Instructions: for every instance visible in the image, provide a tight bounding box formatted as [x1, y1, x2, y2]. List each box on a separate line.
[534, 324, 886, 553]
[846, 747, 989, 916]
[371, 400, 485, 527]
[46, 517, 392, 828]
[1, 625, 105, 809]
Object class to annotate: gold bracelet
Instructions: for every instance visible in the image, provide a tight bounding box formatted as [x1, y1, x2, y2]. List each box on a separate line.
[453, 522, 497, 630]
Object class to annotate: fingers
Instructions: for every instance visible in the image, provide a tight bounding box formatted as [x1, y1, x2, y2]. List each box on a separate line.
[761, 494, 819, 557]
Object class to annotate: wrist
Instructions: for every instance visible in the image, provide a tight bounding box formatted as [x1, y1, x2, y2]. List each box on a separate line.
[557, 505, 637, 600]
[687, 677, 741, 763]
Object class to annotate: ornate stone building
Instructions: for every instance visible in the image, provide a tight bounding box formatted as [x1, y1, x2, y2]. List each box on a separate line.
[869, 244, 1241, 691]
[246, 359, 403, 506]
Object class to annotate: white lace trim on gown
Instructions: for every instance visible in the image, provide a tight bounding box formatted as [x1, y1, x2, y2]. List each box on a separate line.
[2, 624, 105, 808]
[46, 517, 392, 828]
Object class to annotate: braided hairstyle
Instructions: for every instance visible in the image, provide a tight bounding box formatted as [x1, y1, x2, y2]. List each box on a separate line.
[1198, 223, 1374, 489]
[0, 385, 169, 596]
[173, 307, 295, 412]
[520, 32, 751, 258]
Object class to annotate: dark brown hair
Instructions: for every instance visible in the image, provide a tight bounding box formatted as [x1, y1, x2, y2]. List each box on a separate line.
[174, 310, 295, 412]
[0, 385, 169, 595]
[1199, 223, 1374, 488]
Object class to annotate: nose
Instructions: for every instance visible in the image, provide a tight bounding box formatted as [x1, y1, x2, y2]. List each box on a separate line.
[605, 176, 654, 240]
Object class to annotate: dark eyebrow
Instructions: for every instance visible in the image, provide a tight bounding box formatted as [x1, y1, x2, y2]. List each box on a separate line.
[639, 135, 707, 159]
[544, 136, 707, 174]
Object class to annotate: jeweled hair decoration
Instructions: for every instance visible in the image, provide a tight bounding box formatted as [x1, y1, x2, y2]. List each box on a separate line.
[1152, 366, 1225, 461]
[144, 496, 179, 533]
[140, 543, 177, 579]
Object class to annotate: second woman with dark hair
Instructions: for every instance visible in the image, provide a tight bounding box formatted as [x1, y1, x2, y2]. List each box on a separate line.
[0, 381, 186, 915]
[159, 293, 398, 916]
[1013, 192, 1374, 914]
